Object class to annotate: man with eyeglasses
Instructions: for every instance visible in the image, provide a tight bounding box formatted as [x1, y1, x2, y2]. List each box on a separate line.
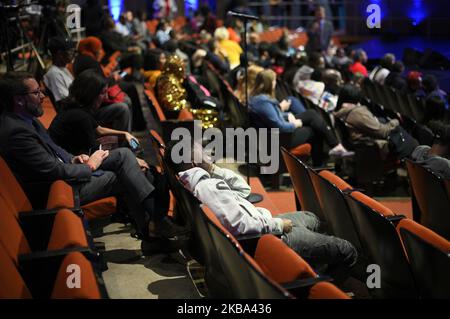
[0, 72, 188, 255]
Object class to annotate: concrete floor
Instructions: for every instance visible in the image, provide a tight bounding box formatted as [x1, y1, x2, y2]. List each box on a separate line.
[95, 222, 201, 299]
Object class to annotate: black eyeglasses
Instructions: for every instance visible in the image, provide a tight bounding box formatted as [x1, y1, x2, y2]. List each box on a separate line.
[18, 89, 45, 96]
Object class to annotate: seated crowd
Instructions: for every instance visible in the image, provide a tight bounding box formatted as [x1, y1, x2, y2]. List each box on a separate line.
[0, 3, 449, 299]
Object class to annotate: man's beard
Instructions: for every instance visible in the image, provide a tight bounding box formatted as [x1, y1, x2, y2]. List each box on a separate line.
[25, 101, 44, 117]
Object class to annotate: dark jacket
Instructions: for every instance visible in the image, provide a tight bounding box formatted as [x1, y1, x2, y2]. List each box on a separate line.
[0, 112, 91, 186]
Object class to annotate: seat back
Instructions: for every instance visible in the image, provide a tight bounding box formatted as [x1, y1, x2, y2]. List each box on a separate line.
[345, 191, 417, 298]
[407, 94, 425, 123]
[309, 170, 363, 252]
[51, 252, 101, 299]
[201, 206, 291, 299]
[253, 234, 317, 284]
[0, 241, 32, 298]
[0, 196, 31, 264]
[307, 281, 350, 299]
[280, 148, 325, 222]
[0, 156, 33, 214]
[397, 219, 450, 298]
[405, 159, 450, 239]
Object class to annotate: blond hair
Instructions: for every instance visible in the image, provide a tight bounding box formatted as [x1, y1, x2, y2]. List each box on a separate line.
[250, 69, 276, 98]
[214, 27, 230, 41]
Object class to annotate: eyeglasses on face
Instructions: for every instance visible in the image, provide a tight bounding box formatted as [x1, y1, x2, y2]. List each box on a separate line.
[18, 89, 45, 96]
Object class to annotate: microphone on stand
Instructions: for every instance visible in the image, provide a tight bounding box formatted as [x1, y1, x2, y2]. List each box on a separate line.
[227, 11, 259, 21]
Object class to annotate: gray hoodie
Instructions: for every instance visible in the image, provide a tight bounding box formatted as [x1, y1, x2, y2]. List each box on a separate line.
[178, 166, 284, 236]
[410, 145, 450, 180]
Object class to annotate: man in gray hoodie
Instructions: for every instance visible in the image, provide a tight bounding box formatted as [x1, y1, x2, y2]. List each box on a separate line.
[166, 143, 357, 280]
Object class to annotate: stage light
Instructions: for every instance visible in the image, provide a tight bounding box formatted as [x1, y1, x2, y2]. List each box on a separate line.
[184, 0, 198, 18]
[409, 0, 426, 26]
[109, 0, 123, 21]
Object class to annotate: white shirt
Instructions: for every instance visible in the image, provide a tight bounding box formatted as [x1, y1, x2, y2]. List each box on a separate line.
[43, 65, 74, 102]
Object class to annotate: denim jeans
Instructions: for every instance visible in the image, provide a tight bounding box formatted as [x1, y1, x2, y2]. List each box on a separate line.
[280, 211, 357, 280]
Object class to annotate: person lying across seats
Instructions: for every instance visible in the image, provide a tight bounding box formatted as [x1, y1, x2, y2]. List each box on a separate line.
[334, 84, 418, 159]
[0, 72, 187, 255]
[249, 69, 353, 162]
[411, 121, 450, 179]
[164, 142, 358, 282]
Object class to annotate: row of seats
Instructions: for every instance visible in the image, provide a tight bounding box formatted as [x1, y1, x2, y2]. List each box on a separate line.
[281, 147, 450, 298]
[0, 157, 104, 298]
[148, 130, 349, 299]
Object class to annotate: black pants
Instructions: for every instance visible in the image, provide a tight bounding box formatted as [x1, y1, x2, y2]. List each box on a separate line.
[77, 148, 169, 238]
[295, 109, 338, 148]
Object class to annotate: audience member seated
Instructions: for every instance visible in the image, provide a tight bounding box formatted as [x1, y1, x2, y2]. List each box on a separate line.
[404, 71, 426, 98]
[143, 49, 167, 90]
[213, 27, 243, 70]
[234, 64, 264, 104]
[423, 74, 449, 110]
[334, 84, 417, 158]
[154, 19, 172, 47]
[0, 72, 187, 255]
[384, 61, 407, 91]
[249, 69, 352, 159]
[410, 121, 450, 179]
[318, 69, 343, 112]
[369, 53, 395, 85]
[73, 36, 147, 131]
[44, 36, 131, 132]
[348, 49, 368, 77]
[165, 143, 358, 281]
[49, 70, 140, 156]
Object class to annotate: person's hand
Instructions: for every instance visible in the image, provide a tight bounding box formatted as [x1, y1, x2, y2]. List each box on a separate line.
[282, 219, 293, 233]
[279, 99, 291, 112]
[136, 157, 149, 171]
[86, 150, 109, 171]
[287, 112, 296, 123]
[112, 71, 121, 82]
[125, 133, 139, 146]
[294, 119, 303, 128]
[72, 154, 90, 164]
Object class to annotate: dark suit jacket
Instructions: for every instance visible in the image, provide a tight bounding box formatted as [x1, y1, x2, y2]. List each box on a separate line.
[306, 19, 333, 53]
[0, 112, 92, 187]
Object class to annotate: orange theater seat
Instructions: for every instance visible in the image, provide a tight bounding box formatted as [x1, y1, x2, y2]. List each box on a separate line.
[319, 170, 352, 191]
[253, 234, 317, 284]
[289, 143, 311, 158]
[0, 197, 88, 263]
[82, 197, 117, 221]
[396, 219, 450, 298]
[51, 252, 101, 299]
[308, 282, 350, 299]
[0, 245, 100, 299]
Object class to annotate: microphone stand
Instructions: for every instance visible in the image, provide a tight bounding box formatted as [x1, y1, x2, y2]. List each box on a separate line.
[239, 13, 263, 204]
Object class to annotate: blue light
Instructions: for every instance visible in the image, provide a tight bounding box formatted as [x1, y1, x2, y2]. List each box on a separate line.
[366, 0, 385, 20]
[109, 0, 123, 21]
[409, 0, 426, 26]
[185, 0, 198, 18]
